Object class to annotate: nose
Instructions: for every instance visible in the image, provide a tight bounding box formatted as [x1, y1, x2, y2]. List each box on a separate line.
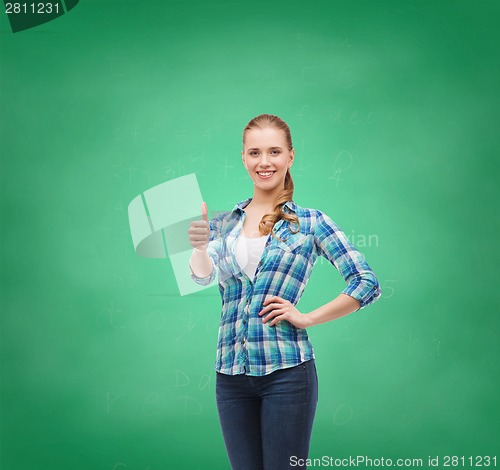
[259, 154, 272, 166]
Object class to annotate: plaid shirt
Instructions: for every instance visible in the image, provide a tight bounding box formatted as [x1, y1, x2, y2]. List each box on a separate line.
[190, 197, 382, 376]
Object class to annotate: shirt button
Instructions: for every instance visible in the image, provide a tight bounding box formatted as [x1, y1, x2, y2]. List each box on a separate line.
[241, 338, 245, 344]
[243, 319, 247, 324]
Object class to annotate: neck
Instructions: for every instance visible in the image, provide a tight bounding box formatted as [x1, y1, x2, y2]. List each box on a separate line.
[250, 184, 284, 209]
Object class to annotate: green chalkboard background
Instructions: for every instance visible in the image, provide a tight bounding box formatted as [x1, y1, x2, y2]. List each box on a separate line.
[1, 1, 499, 469]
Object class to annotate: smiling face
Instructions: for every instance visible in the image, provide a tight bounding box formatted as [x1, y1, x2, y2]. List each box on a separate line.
[241, 127, 294, 195]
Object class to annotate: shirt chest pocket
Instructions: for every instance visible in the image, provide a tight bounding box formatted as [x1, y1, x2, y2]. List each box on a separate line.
[275, 232, 307, 254]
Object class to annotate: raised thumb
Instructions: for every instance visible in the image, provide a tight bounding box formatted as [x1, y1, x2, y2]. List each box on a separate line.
[201, 201, 208, 222]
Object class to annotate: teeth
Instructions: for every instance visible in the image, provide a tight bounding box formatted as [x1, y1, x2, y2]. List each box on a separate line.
[258, 172, 274, 176]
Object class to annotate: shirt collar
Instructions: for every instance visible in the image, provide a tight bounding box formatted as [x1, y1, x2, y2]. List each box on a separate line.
[231, 198, 297, 214]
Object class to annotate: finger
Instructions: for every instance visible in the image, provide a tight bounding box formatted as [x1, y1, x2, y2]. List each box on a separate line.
[189, 226, 210, 234]
[269, 314, 285, 326]
[201, 201, 208, 222]
[189, 225, 210, 238]
[259, 302, 277, 316]
[263, 295, 279, 306]
[262, 308, 284, 323]
[260, 308, 275, 321]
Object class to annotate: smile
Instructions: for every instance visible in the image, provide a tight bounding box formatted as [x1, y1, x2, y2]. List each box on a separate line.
[257, 171, 276, 179]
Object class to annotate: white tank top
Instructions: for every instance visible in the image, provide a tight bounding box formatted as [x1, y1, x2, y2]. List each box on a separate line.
[234, 231, 268, 280]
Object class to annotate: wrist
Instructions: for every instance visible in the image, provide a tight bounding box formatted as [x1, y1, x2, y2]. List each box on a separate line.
[305, 312, 317, 328]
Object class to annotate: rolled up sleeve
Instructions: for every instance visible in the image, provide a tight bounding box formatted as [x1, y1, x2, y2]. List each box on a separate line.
[313, 210, 382, 310]
[189, 215, 222, 286]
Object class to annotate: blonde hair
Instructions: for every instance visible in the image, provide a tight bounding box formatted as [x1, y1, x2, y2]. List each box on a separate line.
[242, 113, 300, 242]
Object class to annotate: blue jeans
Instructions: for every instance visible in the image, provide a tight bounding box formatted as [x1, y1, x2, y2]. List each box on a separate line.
[215, 359, 318, 470]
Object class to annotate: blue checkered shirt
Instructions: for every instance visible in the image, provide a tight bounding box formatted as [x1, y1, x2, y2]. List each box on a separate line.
[190, 197, 382, 376]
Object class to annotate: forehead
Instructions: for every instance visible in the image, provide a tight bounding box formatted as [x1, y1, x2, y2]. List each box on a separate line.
[244, 127, 286, 148]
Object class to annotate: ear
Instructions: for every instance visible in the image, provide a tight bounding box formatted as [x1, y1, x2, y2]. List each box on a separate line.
[289, 149, 295, 168]
[241, 151, 247, 169]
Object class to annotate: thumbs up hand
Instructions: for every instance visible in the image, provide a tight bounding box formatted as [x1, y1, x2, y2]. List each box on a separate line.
[188, 202, 210, 251]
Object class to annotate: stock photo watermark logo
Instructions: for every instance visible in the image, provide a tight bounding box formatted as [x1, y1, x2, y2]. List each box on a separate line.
[3, 0, 79, 33]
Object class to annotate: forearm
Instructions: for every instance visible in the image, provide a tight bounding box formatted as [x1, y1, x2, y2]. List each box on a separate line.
[189, 248, 213, 278]
[306, 293, 361, 327]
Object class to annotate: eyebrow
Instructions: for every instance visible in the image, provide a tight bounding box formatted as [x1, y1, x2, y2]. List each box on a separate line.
[247, 146, 283, 151]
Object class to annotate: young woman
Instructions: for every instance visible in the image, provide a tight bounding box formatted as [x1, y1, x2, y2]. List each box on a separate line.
[188, 113, 382, 469]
